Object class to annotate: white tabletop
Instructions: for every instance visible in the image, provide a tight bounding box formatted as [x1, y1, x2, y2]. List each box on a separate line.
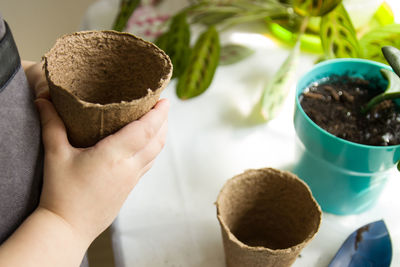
[80, 1, 400, 266]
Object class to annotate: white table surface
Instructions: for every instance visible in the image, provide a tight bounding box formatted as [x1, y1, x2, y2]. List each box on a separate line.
[81, 1, 400, 266]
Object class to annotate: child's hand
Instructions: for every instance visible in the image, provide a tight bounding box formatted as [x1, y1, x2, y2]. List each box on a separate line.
[36, 98, 168, 244]
[24, 61, 169, 244]
[0, 61, 169, 266]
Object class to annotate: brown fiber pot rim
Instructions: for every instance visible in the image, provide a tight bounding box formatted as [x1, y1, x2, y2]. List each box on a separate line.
[43, 30, 172, 109]
[216, 168, 322, 254]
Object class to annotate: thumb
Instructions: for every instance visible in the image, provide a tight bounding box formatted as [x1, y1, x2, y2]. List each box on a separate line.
[35, 98, 71, 154]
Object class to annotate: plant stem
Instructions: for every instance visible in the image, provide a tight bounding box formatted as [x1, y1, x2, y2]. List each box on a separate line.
[299, 16, 309, 38]
[361, 92, 400, 114]
[362, 68, 400, 114]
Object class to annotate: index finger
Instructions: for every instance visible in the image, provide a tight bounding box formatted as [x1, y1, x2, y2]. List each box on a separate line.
[23, 60, 49, 99]
[95, 99, 170, 159]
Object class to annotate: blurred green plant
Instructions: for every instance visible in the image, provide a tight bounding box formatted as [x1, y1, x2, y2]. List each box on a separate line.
[319, 4, 360, 58]
[293, 0, 341, 17]
[176, 26, 220, 99]
[219, 44, 255, 65]
[114, 0, 400, 122]
[156, 12, 191, 78]
[259, 0, 343, 121]
[157, 0, 291, 102]
[187, 0, 290, 30]
[360, 24, 400, 63]
[113, 0, 141, 31]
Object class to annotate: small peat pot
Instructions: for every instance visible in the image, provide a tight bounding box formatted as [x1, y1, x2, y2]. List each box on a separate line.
[293, 58, 400, 215]
[216, 168, 321, 267]
[44, 30, 172, 147]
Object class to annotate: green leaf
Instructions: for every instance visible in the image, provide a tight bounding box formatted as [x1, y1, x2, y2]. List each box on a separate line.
[379, 69, 400, 94]
[259, 41, 300, 121]
[367, 2, 394, 29]
[360, 24, 400, 64]
[219, 44, 254, 65]
[155, 31, 169, 52]
[320, 3, 361, 59]
[155, 12, 191, 78]
[382, 46, 400, 77]
[191, 12, 236, 26]
[362, 68, 400, 113]
[176, 26, 220, 100]
[188, 0, 289, 29]
[112, 0, 141, 32]
[293, 0, 342, 17]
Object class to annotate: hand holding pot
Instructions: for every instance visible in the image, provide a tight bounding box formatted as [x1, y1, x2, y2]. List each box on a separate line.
[36, 96, 169, 244]
[0, 61, 169, 267]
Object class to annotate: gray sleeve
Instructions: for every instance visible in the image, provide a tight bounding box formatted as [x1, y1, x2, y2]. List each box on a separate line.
[0, 13, 43, 243]
[0, 13, 4, 39]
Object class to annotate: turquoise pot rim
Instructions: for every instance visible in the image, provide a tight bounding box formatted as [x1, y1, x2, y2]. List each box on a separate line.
[295, 58, 400, 150]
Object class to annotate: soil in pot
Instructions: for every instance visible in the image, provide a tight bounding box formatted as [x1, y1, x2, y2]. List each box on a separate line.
[300, 75, 400, 146]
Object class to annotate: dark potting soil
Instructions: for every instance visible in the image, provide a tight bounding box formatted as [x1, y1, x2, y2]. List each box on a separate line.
[299, 75, 400, 146]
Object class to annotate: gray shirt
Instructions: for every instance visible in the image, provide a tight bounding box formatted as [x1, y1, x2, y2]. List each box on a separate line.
[0, 14, 43, 243]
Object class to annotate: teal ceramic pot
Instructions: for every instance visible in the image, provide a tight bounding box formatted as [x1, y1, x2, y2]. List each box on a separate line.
[293, 58, 400, 215]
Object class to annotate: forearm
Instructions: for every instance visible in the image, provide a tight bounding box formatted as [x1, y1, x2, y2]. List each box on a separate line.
[0, 207, 90, 267]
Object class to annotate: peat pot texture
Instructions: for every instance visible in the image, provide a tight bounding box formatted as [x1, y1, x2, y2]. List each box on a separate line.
[216, 168, 321, 267]
[44, 30, 172, 147]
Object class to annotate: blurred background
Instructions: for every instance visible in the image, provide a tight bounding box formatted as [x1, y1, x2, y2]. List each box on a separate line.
[0, 0, 96, 61]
